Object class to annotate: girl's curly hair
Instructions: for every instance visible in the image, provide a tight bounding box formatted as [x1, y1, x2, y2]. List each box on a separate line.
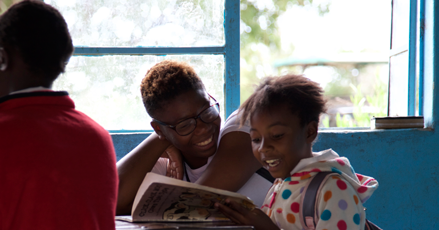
[140, 60, 205, 117]
[240, 74, 327, 127]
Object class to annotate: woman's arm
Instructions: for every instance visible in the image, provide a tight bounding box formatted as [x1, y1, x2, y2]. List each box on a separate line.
[195, 131, 262, 191]
[116, 133, 171, 215]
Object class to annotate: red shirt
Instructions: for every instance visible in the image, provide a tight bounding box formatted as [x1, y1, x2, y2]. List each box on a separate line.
[0, 92, 118, 230]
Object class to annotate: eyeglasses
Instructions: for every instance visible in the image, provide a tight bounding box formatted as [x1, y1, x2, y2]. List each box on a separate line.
[153, 95, 220, 136]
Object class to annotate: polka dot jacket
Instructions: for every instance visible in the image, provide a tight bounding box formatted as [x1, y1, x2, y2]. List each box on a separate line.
[260, 149, 378, 230]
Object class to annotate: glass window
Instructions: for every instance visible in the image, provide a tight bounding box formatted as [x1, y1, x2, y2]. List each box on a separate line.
[54, 55, 225, 130]
[47, 0, 236, 131]
[388, 52, 409, 116]
[391, 0, 410, 49]
[46, 0, 225, 47]
[388, 0, 410, 116]
[388, 0, 422, 117]
[240, 0, 391, 128]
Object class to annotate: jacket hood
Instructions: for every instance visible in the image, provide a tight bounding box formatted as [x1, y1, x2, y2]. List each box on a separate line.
[289, 149, 378, 204]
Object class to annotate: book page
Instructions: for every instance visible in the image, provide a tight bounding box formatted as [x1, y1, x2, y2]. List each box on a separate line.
[131, 173, 255, 222]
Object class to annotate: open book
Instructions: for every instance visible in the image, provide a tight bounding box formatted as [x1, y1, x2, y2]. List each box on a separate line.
[117, 172, 255, 222]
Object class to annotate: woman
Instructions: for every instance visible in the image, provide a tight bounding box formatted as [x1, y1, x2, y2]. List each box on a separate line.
[116, 60, 274, 215]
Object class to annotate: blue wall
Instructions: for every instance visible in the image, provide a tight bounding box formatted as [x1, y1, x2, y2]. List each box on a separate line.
[112, 128, 438, 229]
[314, 128, 438, 229]
[111, 133, 150, 161]
[111, 1, 439, 229]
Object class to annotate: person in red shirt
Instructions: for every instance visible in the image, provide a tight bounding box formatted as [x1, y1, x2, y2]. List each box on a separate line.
[0, 1, 118, 229]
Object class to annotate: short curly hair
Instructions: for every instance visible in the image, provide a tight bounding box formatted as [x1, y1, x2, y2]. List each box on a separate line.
[140, 60, 205, 117]
[0, 0, 73, 80]
[240, 74, 327, 127]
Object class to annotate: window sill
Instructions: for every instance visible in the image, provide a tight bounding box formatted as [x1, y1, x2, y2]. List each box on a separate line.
[319, 127, 432, 133]
[108, 130, 153, 134]
[108, 126, 433, 135]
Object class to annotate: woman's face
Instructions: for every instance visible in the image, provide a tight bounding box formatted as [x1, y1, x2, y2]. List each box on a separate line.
[152, 89, 221, 169]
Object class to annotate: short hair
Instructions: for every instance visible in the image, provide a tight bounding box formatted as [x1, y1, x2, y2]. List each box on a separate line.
[0, 0, 74, 80]
[140, 60, 205, 117]
[240, 74, 327, 127]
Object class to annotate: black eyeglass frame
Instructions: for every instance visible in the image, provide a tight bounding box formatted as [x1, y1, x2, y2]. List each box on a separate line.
[152, 95, 220, 136]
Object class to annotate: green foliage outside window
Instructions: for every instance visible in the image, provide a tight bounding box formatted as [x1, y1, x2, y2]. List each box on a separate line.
[240, 0, 389, 128]
[240, 0, 330, 102]
[0, 0, 20, 14]
[332, 75, 387, 128]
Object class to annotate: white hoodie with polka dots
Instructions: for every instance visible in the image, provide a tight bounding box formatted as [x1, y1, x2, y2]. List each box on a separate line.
[260, 149, 378, 230]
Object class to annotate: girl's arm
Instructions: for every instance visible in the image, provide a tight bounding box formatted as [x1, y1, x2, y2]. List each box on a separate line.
[195, 131, 262, 191]
[215, 199, 280, 230]
[116, 133, 171, 215]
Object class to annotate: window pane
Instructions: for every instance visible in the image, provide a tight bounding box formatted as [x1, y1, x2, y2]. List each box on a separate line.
[388, 51, 409, 116]
[241, 0, 391, 127]
[47, 0, 225, 47]
[391, 0, 410, 49]
[52, 55, 225, 130]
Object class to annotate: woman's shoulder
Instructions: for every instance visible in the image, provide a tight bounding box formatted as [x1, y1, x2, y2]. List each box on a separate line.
[219, 110, 250, 140]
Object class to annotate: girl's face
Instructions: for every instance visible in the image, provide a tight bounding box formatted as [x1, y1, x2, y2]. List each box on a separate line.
[152, 89, 221, 169]
[249, 105, 317, 179]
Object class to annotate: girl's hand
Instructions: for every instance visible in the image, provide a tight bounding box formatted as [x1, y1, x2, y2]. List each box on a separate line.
[163, 145, 183, 180]
[215, 199, 279, 230]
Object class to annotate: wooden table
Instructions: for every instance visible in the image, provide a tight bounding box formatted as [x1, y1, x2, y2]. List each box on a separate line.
[116, 220, 254, 229]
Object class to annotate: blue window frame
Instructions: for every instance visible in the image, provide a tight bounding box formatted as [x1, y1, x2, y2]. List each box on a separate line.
[388, 0, 425, 117]
[81, 0, 238, 132]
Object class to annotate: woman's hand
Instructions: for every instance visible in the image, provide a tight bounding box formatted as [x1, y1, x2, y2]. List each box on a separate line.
[163, 145, 183, 180]
[215, 199, 279, 230]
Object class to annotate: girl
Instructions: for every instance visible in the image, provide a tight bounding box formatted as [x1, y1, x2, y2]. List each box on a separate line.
[116, 60, 274, 215]
[216, 74, 378, 230]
